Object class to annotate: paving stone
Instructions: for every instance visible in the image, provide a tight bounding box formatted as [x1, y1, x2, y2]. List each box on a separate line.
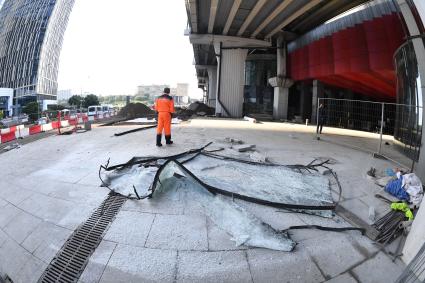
[145, 214, 208, 251]
[46, 182, 108, 207]
[0, 228, 8, 247]
[0, 239, 32, 282]
[299, 233, 365, 278]
[122, 196, 185, 215]
[0, 204, 21, 228]
[340, 181, 368, 200]
[326, 273, 357, 283]
[18, 194, 77, 225]
[0, 198, 8, 208]
[0, 185, 34, 206]
[104, 211, 155, 246]
[57, 204, 96, 230]
[79, 240, 117, 283]
[15, 256, 47, 283]
[21, 221, 72, 263]
[340, 198, 372, 225]
[3, 211, 42, 244]
[100, 245, 177, 283]
[177, 250, 252, 283]
[207, 219, 246, 251]
[352, 252, 405, 283]
[247, 248, 324, 283]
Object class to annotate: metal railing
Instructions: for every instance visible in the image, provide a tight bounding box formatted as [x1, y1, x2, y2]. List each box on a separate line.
[317, 98, 423, 168]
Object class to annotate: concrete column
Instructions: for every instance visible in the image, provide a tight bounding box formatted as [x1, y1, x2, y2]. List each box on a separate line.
[214, 44, 248, 117]
[299, 82, 311, 121]
[268, 36, 293, 120]
[396, 0, 425, 265]
[207, 66, 217, 108]
[311, 80, 324, 124]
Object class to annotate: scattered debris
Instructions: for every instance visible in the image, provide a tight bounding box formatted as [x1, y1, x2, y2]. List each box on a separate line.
[369, 206, 376, 222]
[114, 125, 157, 137]
[243, 116, 257, 123]
[367, 167, 377, 178]
[187, 101, 215, 115]
[232, 144, 256, 152]
[118, 103, 154, 119]
[224, 137, 243, 144]
[249, 152, 268, 163]
[98, 144, 357, 251]
[175, 102, 215, 118]
[2, 143, 21, 152]
[373, 209, 409, 244]
[384, 172, 423, 205]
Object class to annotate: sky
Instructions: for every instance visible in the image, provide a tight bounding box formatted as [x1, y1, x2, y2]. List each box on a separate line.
[57, 0, 202, 98]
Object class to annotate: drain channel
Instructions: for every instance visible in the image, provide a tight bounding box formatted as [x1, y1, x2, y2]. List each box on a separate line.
[38, 192, 127, 283]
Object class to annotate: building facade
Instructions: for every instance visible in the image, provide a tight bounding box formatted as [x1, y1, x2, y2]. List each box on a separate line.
[0, 0, 75, 110]
[136, 84, 170, 99]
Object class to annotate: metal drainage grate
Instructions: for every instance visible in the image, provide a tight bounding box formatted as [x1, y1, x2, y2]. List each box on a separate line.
[38, 192, 127, 283]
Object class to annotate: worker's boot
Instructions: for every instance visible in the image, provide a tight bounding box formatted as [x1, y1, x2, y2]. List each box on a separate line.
[156, 134, 162, 147]
[165, 135, 173, 145]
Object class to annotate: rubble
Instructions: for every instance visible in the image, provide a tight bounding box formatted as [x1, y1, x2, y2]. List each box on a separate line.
[232, 144, 256, 152]
[97, 143, 365, 252]
[118, 103, 155, 119]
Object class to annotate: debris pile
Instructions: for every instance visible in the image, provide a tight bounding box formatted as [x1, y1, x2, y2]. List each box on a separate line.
[175, 102, 215, 118]
[98, 142, 364, 252]
[118, 103, 154, 119]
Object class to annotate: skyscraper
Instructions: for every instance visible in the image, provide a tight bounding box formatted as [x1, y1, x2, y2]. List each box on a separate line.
[0, 0, 74, 108]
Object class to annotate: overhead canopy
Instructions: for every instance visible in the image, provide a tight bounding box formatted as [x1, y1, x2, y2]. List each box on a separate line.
[185, 0, 370, 85]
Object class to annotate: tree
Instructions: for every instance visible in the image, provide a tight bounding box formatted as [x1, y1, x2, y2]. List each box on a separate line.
[22, 102, 40, 121]
[68, 95, 84, 107]
[48, 104, 65, 111]
[83, 94, 100, 108]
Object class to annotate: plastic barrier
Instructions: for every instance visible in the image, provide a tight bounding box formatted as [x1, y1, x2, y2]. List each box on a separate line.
[52, 121, 60, 129]
[60, 120, 70, 127]
[0, 128, 10, 134]
[83, 116, 89, 122]
[29, 125, 42, 135]
[1, 131, 16, 143]
[15, 128, 29, 138]
[42, 123, 53, 132]
[69, 118, 78, 126]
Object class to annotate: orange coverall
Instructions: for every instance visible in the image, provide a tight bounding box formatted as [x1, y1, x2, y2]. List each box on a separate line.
[154, 94, 175, 136]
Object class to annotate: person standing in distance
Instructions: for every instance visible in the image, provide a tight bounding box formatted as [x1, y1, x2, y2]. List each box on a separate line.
[316, 103, 326, 135]
[154, 87, 175, 147]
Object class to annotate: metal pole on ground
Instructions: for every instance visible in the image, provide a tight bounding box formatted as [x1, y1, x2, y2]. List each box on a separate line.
[378, 102, 384, 154]
[316, 98, 320, 139]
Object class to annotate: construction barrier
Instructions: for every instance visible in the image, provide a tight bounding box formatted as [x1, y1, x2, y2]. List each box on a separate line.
[69, 118, 78, 126]
[29, 125, 42, 135]
[15, 128, 29, 138]
[52, 121, 60, 129]
[0, 112, 110, 144]
[1, 131, 16, 143]
[42, 123, 53, 132]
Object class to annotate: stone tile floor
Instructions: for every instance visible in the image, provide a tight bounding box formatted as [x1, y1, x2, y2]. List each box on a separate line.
[0, 119, 406, 282]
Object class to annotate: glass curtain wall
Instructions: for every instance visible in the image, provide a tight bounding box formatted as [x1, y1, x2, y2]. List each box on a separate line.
[394, 40, 424, 161]
[244, 56, 276, 115]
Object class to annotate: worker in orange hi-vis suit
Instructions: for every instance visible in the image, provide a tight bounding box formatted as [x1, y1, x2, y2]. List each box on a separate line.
[154, 87, 175, 147]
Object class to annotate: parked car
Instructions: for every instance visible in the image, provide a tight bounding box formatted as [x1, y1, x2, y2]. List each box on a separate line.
[87, 106, 102, 116]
